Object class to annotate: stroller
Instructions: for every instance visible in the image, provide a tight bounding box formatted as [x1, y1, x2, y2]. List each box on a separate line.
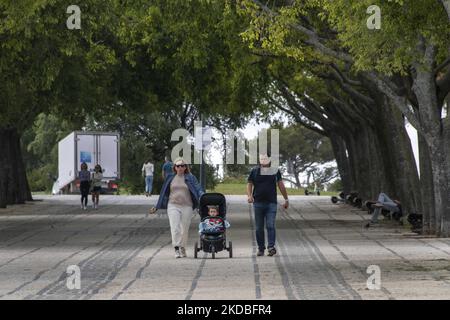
[194, 193, 232, 259]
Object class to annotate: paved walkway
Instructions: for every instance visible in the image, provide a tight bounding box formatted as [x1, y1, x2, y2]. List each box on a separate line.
[0, 195, 449, 300]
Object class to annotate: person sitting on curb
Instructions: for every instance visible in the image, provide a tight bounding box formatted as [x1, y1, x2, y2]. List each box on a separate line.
[365, 192, 402, 228]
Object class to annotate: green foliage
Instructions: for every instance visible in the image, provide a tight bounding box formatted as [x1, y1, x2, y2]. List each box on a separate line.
[116, 136, 149, 195]
[21, 113, 79, 192]
[327, 179, 342, 192]
[275, 123, 337, 188]
[190, 162, 219, 191]
[278, 124, 334, 166]
[323, 0, 450, 74]
[221, 175, 249, 184]
[0, 0, 119, 130]
[240, 0, 450, 75]
[113, 0, 266, 118]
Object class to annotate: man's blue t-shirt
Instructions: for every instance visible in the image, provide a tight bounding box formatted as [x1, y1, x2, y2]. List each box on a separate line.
[162, 161, 173, 177]
[247, 167, 282, 204]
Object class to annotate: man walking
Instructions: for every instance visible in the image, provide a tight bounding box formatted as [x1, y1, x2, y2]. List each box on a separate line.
[142, 159, 154, 197]
[247, 154, 289, 257]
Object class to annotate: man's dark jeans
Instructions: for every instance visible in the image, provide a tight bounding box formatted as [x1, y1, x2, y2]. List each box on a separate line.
[253, 202, 277, 250]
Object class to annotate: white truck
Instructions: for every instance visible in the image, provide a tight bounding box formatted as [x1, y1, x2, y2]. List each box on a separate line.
[56, 131, 120, 194]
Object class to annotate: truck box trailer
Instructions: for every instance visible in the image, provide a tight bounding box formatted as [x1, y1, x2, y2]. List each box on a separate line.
[57, 131, 120, 193]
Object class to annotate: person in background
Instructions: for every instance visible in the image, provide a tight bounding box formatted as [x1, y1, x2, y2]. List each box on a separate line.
[142, 159, 154, 197]
[91, 164, 103, 209]
[162, 156, 173, 181]
[79, 162, 91, 210]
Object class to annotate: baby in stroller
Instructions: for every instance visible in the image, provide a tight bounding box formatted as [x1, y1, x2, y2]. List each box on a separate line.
[198, 205, 230, 234]
[194, 193, 233, 259]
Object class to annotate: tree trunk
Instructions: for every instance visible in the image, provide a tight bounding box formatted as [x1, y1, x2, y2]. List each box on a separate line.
[0, 127, 32, 207]
[294, 168, 301, 189]
[0, 131, 9, 208]
[329, 135, 351, 194]
[378, 100, 422, 214]
[345, 132, 363, 194]
[346, 124, 389, 201]
[418, 133, 435, 234]
[428, 138, 449, 236]
[365, 125, 390, 199]
[412, 45, 450, 236]
[445, 97, 450, 235]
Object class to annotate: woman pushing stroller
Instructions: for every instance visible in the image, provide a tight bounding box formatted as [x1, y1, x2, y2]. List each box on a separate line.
[149, 158, 204, 258]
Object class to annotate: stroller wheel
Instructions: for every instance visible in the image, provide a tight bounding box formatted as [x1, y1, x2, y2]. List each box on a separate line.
[228, 241, 232, 258]
[211, 245, 215, 259]
[194, 242, 198, 259]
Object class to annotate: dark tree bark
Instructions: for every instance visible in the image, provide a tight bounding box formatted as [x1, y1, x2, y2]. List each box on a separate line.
[377, 100, 421, 214]
[411, 43, 450, 236]
[329, 135, 351, 194]
[0, 127, 32, 207]
[418, 134, 435, 234]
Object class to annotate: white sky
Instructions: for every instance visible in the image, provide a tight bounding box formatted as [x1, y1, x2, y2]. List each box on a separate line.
[405, 122, 420, 177]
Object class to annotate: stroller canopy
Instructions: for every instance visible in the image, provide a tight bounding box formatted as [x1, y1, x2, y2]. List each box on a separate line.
[199, 193, 227, 219]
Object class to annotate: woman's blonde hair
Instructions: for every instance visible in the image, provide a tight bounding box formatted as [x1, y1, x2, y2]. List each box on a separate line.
[172, 157, 190, 174]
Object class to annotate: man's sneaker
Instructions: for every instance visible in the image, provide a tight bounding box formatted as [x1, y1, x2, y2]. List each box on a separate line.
[373, 203, 384, 208]
[257, 250, 264, 256]
[175, 248, 181, 258]
[180, 247, 187, 258]
[81, 204, 84, 209]
[267, 247, 277, 256]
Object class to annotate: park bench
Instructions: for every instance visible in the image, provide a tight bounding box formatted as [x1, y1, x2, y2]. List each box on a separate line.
[344, 192, 363, 208]
[331, 192, 346, 204]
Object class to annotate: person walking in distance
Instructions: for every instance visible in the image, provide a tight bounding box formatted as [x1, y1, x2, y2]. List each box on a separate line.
[79, 162, 91, 210]
[149, 158, 204, 258]
[247, 154, 289, 257]
[142, 159, 154, 197]
[162, 156, 173, 181]
[91, 164, 103, 209]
